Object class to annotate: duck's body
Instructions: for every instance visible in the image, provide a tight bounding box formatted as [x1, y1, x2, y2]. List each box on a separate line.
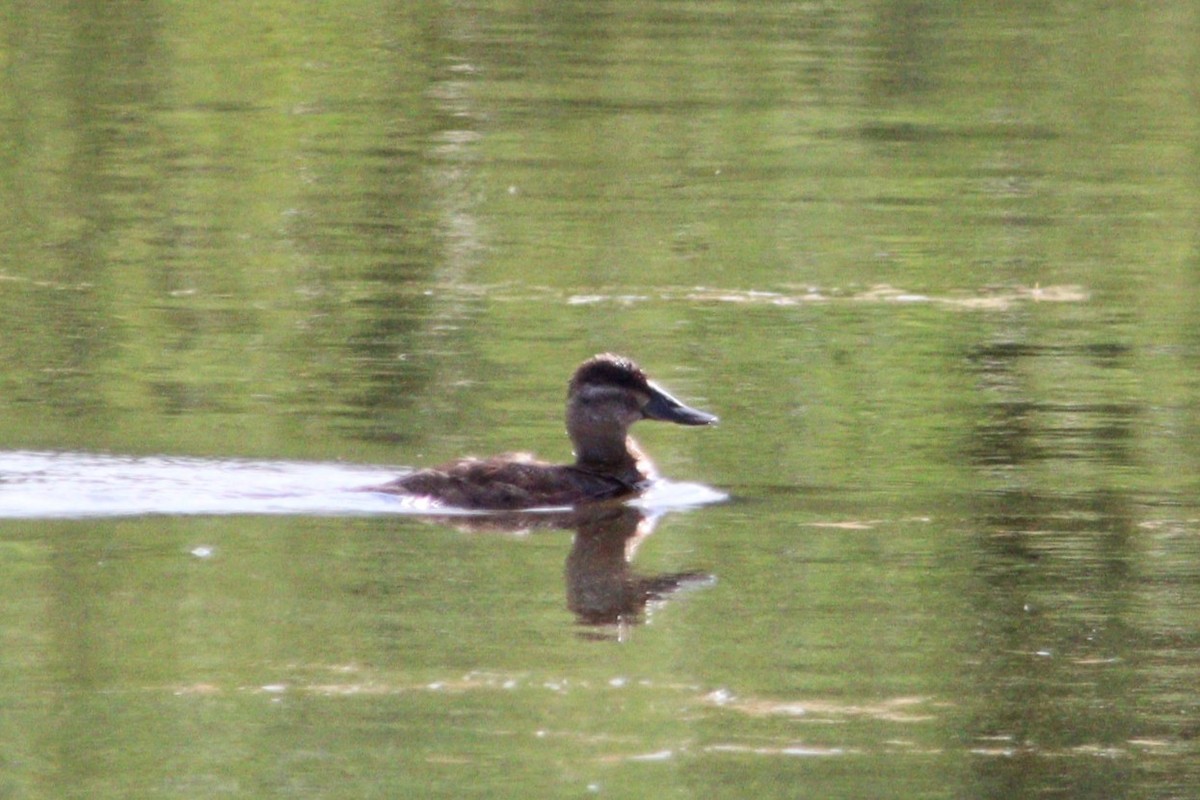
[386, 455, 635, 510]
[373, 354, 716, 510]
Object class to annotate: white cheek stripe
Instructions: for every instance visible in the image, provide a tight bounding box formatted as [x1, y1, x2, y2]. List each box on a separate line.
[579, 385, 643, 403]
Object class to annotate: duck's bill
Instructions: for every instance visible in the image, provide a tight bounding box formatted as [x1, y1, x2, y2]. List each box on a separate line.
[644, 383, 718, 426]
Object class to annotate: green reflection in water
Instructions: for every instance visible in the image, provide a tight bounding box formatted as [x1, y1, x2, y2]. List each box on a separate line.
[1, 0, 1200, 798]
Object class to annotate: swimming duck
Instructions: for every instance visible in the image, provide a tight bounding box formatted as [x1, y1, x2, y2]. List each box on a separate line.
[373, 353, 717, 510]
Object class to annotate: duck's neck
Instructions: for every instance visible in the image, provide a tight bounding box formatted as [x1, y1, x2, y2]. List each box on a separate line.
[572, 433, 634, 468]
[569, 425, 642, 480]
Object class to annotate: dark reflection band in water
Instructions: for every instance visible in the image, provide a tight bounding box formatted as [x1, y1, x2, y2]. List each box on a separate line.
[963, 338, 1166, 791]
[421, 504, 714, 636]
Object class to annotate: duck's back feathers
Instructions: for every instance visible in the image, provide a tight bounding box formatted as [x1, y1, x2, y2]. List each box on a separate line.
[378, 455, 638, 510]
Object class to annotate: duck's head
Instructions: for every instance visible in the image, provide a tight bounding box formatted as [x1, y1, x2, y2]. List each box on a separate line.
[566, 353, 717, 467]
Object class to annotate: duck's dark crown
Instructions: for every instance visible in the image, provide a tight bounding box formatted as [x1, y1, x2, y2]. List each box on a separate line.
[568, 354, 651, 396]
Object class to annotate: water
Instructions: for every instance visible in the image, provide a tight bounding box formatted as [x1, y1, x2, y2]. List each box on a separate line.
[0, 451, 725, 517]
[3, 2, 1200, 798]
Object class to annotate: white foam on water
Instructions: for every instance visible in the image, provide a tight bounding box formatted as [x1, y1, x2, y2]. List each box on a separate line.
[0, 451, 726, 519]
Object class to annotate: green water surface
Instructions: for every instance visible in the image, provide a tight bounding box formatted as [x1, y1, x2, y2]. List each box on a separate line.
[2, 2, 1199, 798]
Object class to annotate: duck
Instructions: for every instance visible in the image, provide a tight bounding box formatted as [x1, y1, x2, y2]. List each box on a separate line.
[372, 353, 717, 510]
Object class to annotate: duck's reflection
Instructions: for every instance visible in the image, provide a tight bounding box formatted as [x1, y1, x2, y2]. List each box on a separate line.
[565, 504, 713, 630]
[430, 503, 713, 634]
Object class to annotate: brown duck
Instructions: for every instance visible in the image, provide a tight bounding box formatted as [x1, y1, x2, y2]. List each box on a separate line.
[373, 353, 717, 510]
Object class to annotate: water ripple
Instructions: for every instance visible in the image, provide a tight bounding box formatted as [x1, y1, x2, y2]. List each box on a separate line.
[0, 451, 724, 519]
